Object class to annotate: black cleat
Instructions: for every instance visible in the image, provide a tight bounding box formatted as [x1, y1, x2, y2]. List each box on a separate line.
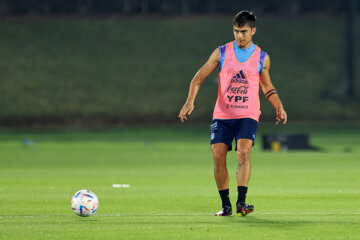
[215, 206, 233, 216]
[236, 203, 254, 216]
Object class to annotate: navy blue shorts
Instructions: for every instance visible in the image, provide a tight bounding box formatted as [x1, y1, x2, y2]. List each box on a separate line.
[210, 118, 258, 151]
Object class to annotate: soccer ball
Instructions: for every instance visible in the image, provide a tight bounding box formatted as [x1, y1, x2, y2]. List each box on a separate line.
[71, 190, 99, 217]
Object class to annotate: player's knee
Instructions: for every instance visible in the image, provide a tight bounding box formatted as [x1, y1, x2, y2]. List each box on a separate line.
[212, 151, 226, 166]
[236, 148, 251, 164]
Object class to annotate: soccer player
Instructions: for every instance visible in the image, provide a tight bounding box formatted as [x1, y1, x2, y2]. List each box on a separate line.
[178, 10, 287, 216]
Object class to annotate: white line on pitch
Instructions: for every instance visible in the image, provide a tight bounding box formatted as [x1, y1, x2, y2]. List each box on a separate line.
[99, 212, 360, 217]
[1, 212, 360, 218]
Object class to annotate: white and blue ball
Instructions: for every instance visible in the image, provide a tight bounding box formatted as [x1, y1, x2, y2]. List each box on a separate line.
[71, 190, 99, 217]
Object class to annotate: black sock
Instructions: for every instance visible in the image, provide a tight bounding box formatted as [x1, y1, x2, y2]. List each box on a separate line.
[237, 186, 248, 206]
[219, 189, 231, 208]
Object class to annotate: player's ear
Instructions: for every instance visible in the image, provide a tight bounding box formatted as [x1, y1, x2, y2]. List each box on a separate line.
[251, 27, 256, 36]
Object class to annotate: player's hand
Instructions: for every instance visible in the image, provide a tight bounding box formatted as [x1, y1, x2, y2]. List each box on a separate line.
[276, 106, 287, 125]
[178, 102, 194, 122]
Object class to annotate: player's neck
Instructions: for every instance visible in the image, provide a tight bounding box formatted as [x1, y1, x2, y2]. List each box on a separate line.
[237, 41, 253, 50]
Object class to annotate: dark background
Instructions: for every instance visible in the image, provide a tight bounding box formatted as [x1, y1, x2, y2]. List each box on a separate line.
[0, 0, 359, 127]
[0, 0, 358, 15]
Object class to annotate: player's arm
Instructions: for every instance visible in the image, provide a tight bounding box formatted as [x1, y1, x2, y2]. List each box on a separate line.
[178, 48, 220, 122]
[259, 54, 287, 125]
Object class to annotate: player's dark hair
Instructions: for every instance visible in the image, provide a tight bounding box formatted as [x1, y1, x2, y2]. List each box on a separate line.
[232, 10, 256, 28]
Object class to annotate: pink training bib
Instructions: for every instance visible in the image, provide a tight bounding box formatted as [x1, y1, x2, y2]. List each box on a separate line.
[213, 42, 261, 121]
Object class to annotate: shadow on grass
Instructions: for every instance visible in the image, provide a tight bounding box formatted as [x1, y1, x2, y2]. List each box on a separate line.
[221, 215, 360, 226]
[2, 214, 358, 227]
[92, 214, 360, 227]
[227, 215, 314, 225]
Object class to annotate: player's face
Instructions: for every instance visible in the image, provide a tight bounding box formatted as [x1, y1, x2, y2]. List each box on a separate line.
[233, 25, 256, 49]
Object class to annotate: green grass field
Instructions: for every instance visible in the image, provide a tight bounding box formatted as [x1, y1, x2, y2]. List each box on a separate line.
[0, 122, 359, 239]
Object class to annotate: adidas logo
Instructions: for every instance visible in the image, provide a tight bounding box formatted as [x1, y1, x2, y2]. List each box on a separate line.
[231, 70, 248, 84]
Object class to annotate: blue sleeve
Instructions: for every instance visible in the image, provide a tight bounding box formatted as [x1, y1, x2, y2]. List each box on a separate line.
[219, 44, 226, 72]
[259, 50, 266, 74]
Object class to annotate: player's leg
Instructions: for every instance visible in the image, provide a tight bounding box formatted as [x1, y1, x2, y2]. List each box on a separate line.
[234, 118, 258, 216]
[235, 138, 253, 187]
[235, 139, 254, 216]
[211, 143, 230, 190]
[211, 143, 232, 216]
[210, 120, 234, 216]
